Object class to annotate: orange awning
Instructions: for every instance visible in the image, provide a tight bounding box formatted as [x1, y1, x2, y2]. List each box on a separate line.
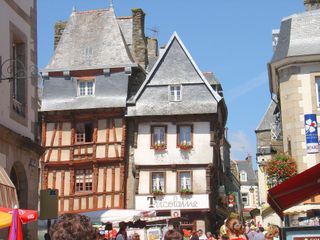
[0, 167, 18, 208]
[267, 163, 320, 219]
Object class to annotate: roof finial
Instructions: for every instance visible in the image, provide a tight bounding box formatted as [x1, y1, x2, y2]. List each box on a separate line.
[72, 0, 77, 13]
[109, 0, 114, 8]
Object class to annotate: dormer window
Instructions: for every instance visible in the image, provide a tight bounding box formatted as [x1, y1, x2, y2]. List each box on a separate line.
[78, 80, 95, 96]
[240, 171, 247, 182]
[169, 85, 182, 101]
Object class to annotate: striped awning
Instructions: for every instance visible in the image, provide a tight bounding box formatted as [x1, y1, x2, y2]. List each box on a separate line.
[0, 167, 18, 208]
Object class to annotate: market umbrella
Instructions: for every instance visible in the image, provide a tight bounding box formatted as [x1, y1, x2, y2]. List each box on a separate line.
[0, 207, 38, 224]
[8, 207, 23, 240]
[0, 211, 12, 229]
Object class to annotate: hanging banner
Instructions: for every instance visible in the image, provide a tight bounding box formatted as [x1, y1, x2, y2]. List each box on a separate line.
[304, 114, 319, 153]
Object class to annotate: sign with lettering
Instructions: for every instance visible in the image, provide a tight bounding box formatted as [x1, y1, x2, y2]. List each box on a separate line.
[293, 237, 320, 240]
[304, 114, 319, 153]
[135, 194, 209, 210]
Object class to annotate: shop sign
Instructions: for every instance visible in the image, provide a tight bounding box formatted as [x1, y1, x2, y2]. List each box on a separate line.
[304, 114, 319, 153]
[135, 194, 209, 210]
[293, 237, 320, 240]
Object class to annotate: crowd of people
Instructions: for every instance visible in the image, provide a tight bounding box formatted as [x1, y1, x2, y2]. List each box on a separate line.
[44, 213, 280, 240]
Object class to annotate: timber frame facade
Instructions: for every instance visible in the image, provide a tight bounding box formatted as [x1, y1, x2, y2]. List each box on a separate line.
[41, 109, 127, 213]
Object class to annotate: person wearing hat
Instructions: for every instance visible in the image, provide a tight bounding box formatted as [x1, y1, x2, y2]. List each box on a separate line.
[247, 225, 257, 240]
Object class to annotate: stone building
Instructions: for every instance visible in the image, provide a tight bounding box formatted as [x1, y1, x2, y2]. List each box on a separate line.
[0, 0, 43, 239]
[267, 0, 320, 225]
[255, 101, 282, 227]
[126, 32, 228, 232]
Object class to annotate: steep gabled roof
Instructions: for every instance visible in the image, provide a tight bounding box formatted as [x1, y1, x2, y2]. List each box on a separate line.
[256, 101, 277, 132]
[45, 8, 135, 72]
[127, 32, 222, 116]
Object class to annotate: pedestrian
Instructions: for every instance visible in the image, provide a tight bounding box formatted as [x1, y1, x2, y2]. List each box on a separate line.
[225, 215, 246, 240]
[206, 232, 214, 240]
[165, 229, 183, 240]
[49, 213, 96, 240]
[253, 227, 264, 240]
[116, 222, 128, 240]
[131, 232, 140, 240]
[190, 231, 199, 240]
[247, 225, 257, 240]
[198, 229, 207, 240]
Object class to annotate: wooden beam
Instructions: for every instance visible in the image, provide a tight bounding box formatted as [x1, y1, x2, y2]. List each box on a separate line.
[111, 166, 115, 207]
[46, 123, 58, 162]
[58, 122, 63, 162]
[112, 119, 119, 158]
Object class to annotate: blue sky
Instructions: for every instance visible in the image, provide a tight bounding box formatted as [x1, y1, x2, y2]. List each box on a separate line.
[38, 1, 304, 165]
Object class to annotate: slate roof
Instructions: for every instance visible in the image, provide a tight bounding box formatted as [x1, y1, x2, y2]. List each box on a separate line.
[272, 9, 320, 62]
[255, 101, 277, 131]
[45, 8, 135, 72]
[41, 72, 129, 112]
[127, 32, 223, 116]
[235, 157, 258, 186]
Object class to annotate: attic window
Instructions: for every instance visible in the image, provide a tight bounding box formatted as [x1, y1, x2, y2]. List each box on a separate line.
[77, 80, 95, 96]
[169, 85, 182, 101]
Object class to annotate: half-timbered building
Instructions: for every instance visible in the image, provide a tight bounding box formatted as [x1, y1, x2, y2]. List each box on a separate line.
[126, 33, 228, 232]
[40, 7, 151, 214]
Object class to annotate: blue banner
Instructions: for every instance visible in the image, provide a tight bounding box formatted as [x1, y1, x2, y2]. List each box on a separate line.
[304, 114, 319, 153]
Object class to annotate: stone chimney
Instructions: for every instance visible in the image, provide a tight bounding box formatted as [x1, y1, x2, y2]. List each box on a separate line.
[132, 8, 147, 69]
[54, 21, 67, 50]
[147, 37, 158, 58]
[304, 0, 320, 11]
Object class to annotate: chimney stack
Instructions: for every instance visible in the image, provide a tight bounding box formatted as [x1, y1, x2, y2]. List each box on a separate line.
[132, 8, 148, 69]
[304, 0, 320, 11]
[54, 21, 67, 50]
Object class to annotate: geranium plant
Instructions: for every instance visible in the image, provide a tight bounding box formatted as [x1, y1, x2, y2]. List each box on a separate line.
[152, 189, 164, 196]
[179, 143, 193, 151]
[265, 153, 298, 187]
[153, 143, 166, 151]
[179, 188, 193, 195]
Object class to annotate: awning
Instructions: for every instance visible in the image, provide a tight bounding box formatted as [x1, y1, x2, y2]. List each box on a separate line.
[267, 163, 320, 219]
[81, 209, 156, 224]
[0, 167, 18, 208]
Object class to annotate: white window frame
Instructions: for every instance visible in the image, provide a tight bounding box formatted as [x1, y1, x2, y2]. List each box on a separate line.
[151, 172, 165, 192]
[169, 85, 182, 102]
[77, 80, 95, 96]
[179, 171, 192, 190]
[316, 77, 320, 108]
[241, 192, 249, 206]
[240, 171, 247, 182]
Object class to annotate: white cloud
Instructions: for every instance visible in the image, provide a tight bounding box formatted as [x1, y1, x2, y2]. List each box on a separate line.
[225, 71, 268, 102]
[229, 130, 253, 160]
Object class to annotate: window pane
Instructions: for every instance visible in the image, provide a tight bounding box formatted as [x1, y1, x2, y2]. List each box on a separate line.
[79, 82, 86, 96]
[152, 173, 164, 191]
[87, 82, 94, 95]
[154, 127, 165, 144]
[179, 126, 191, 144]
[180, 172, 191, 190]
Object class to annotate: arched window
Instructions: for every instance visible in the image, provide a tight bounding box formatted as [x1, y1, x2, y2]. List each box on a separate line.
[240, 171, 247, 182]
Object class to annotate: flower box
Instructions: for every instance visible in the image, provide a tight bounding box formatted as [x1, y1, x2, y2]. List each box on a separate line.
[179, 143, 192, 151]
[179, 189, 193, 195]
[152, 190, 164, 196]
[153, 143, 166, 151]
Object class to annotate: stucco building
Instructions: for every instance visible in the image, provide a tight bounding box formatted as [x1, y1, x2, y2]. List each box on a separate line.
[0, 0, 43, 239]
[127, 32, 228, 232]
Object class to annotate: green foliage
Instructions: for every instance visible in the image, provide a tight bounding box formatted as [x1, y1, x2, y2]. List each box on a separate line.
[179, 188, 193, 194]
[265, 153, 298, 187]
